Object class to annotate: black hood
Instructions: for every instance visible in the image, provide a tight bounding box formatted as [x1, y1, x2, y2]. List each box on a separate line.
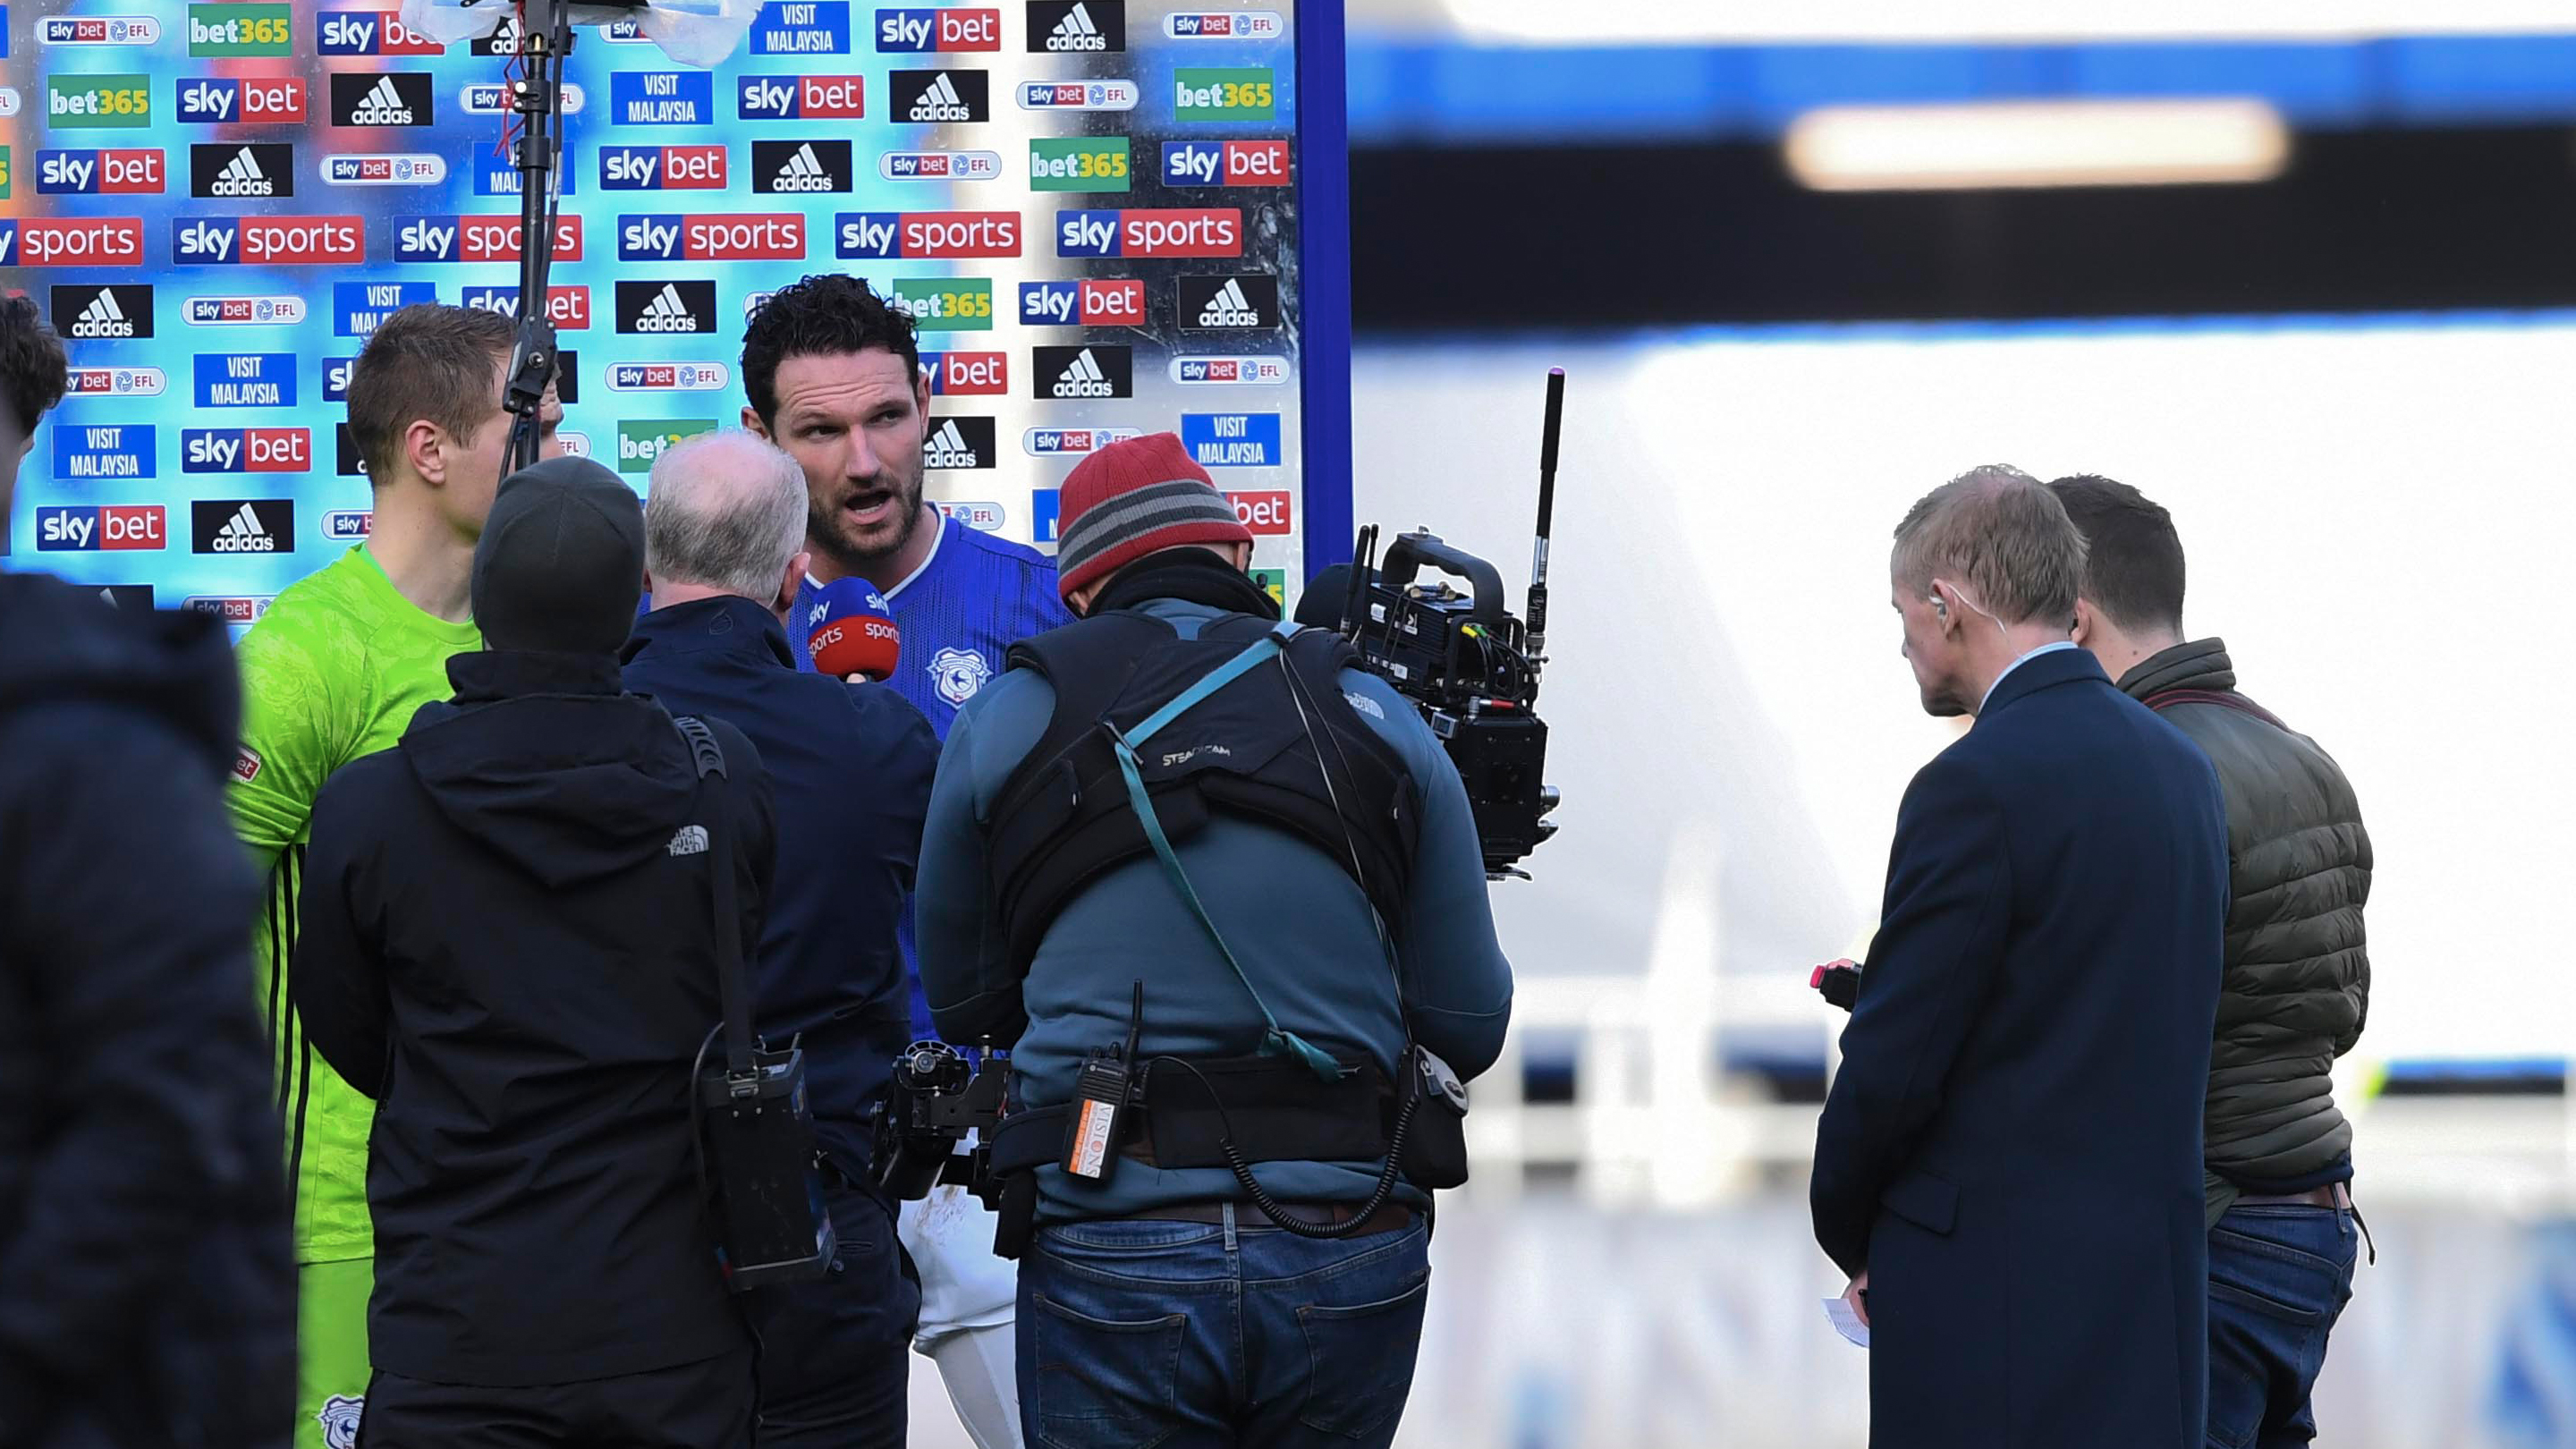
[2117, 637, 2233, 699]
[0, 572, 240, 780]
[401, 650, 699, 889]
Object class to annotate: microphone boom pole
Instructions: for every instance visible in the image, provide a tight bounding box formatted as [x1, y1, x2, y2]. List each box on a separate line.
[501, 0, 581, 474]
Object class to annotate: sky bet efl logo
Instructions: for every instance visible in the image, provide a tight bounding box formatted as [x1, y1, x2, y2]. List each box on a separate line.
[835, 209, 1018, 259]
[0, 218, 148, 267]
[182, 427, 311, 473]
[877, 7, 996, 50]
[175, 216, 364, 266]
[737, 74, 864, 120]
[600, 143, 727, 190]
[35, 148, 165, 194]
[1055, 208, 1240, 258]
[394, 216, 584, 264]
[39, 13, 161, 45]
[317, 9, 443, 53]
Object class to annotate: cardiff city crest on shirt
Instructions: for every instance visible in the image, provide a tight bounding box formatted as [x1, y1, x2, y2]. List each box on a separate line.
[928, 646, 992, 707]
[317, 1394, 364, 1449]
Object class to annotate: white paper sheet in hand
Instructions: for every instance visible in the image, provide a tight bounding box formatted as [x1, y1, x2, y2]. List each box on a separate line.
[1823, 1295, 1870, 1348]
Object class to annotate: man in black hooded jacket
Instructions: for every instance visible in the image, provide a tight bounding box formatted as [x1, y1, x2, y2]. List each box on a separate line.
[0, 295, 294, 1448]
[292, 456, 774, 1448]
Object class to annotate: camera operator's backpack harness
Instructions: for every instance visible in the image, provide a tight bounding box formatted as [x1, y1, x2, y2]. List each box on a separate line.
[979, 606, 1469, 1250]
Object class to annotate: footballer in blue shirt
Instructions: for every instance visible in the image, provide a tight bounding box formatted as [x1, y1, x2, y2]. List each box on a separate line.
[742, 273, 1065, 1449]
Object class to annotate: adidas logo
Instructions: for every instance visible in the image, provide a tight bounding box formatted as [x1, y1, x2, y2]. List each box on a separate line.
[769, 142, 835, 192]
[351, 76, 415, 125]
[71, 289, 136, 339]
[633, 284, 702, 333]
[1199, 278, 1261, 327]
[1050, 348, 1114, 398]
[908, 72, 971, 122]
[1045, 3, 1107, 50]
[208, 147, 276, 198]
[923, 419, 981, 469]
[210, 503, 277, 554]
[666, 824, 708, 856]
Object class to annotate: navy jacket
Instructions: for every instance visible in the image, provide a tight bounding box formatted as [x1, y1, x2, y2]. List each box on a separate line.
[1811, 647, 2228, 1449]
[918, 597, 1514, 1224]
[623, 595, 938, 1170]
[0, 574, 292, 1447]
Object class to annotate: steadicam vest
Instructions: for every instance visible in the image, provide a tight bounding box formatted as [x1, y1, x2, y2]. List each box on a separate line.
[986, 609, 1418, 976]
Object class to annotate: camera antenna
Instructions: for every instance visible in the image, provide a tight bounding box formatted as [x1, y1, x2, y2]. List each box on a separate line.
[1525, 368, 1563, 673]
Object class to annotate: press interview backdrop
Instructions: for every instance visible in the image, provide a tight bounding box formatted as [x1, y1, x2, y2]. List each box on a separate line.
[0, 0, 1351, 624]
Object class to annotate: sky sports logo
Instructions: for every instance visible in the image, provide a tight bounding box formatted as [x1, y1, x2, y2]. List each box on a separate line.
[755, 140, 852, 193]
[192, 142, 293, 197]
[600, 143, 726, 190]
[330, 72, 433, 126]
[316, 9, 442, 53]
[1161, 140, 1288, 187]
[876, 7, 996, 51]
[394, 215, 584, 264]
[1032, 344, 1131, 399]
[619, 213, 805, 261]
[922, 416, 996, 470]
[327, 153, 445, 186]
[177, 76, 307, 123]
[182, 427, 310, 473]
[189, 293, 308, 326]
[175, 216, 364, 266]
[883, 149, 1000, 181]
[1055, 208, 1240, 258]
[1178, 273, 1278, 329]
[1028, 0, 1120, 51]
[193, 498, 293, 554]
[1020, 277, 1143, 326]
[615, 280, 717, 334]
[333, 280, 433, 335]
[462, 284, 591, 330]
[919, 351, 1005, 394]
[737, 74, 863, 120]
[54, 424, 156, 479]
[612, 70, 713, 124]
[890, 69, 987, 123]
[835, 209, 1016, 258]
[54, 284, 154, 340]
[37, 504, 165, 552]
[36, 148, 164, 194]
[193, 352, 294, 406]
[0, 218, 148, 267]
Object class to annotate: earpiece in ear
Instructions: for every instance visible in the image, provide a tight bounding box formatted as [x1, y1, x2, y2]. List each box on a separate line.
[1930, 595, 1948, 619]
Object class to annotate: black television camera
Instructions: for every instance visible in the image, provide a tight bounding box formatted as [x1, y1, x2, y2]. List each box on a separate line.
[1299, 369, 1568, 878]
[869, 1039, 1007, 1201]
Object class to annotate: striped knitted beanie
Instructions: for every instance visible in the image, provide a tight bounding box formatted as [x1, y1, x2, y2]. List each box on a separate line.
[1052, 430, 1252, 602]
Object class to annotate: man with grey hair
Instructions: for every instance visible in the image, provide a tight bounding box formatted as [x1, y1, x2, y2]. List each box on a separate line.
[1810, 464, 2232, 1449]
[623, 429, 938, 1449]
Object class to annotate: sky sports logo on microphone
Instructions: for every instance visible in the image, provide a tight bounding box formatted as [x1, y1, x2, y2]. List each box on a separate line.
[1055, 208, 1240, 258]
[174, 216, 363, 266]
[182, 427, 310, 473]
[835, 209, 1017, 258]
[736, 74, 864, 120]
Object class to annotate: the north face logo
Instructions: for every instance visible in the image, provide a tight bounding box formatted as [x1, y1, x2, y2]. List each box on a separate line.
[667, 824, 708, 855]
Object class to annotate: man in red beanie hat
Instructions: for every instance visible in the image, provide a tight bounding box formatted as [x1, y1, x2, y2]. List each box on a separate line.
[917, 432, 1515, 1449]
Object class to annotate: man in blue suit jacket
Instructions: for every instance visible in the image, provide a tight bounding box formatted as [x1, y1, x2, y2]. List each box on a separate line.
[621, 430, 937, 1449]
[1813, 465, 2230, 1449]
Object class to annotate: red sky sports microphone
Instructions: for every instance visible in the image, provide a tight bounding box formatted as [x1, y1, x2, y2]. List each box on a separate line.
[805, 578, 901, 681]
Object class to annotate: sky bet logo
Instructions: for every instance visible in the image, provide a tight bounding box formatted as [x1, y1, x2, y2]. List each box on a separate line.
[835, 210, 1017, 259]
[395, 216, 584, 264]
[616, 418, 718, 473]
[64, 367, 169, 398]
[47, 75, 151, 128]
[1168, 9, 1280, 38]
[1055, 208, 1241, 258]
[607, 361, 731, 392]
[330, 153, 445, 187]
[1162, 140, 1288, 188]
[192, 143, 293, 198]
[331, 72, 433, 126]
[612, 71, 714, 125]
[39, 14, 161, 45]
[178, 77, 307, 124]
[1032, 344, 1131, 399]
[755, 140, 852, 193]
[890, 70, 987, 123]
[316, 9, 443, 53]
[188, 293, 308, 326]
[619, 213, 805, 261]
[54, 424, 156, 479]
[737, 74, 863, 120]
[752, 1, 851, 54]
[1020, 277, 1144, 326]
[194, 352, 294, 406]
[54, 284, 156, 339]
[884, 148, 1000, 181]
[1027, 0, 1121, 51]
[175, 216, 364, 266]
[1018, 80, 1136, 112]
[1173, 355, 1288, 386]
[919, 351, 1005, 394]
[334, 281, 434, 336]
[877, 7, 996, 50]
[38, 505, 166, 552]
[462, 284, 591, 330]
[183, 428, 311, 473]
[36, 148, 165, 194]
[0, 218, 148, 267]
[601, 143, 726, 190]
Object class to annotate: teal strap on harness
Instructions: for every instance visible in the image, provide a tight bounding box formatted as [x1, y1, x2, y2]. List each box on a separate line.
[1109, 620, 1345, 1084]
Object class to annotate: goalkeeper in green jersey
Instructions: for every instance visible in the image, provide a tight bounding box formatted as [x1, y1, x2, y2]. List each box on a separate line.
[225, 304, 564, 1449]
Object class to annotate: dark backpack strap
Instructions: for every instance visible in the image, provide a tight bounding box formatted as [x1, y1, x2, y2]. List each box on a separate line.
[2142, 687, 2290, 733]
[673, 716, 754, 1076]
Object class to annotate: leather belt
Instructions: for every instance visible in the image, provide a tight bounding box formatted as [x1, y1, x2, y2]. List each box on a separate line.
[1120, 1200, 1418, 1235]
[2236, 1182, 2349, 1208]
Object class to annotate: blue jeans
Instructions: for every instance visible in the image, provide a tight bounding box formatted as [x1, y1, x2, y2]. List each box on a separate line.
[1016, 1209, 1433, 1449]
[2207, 1202, 2360, 1449]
